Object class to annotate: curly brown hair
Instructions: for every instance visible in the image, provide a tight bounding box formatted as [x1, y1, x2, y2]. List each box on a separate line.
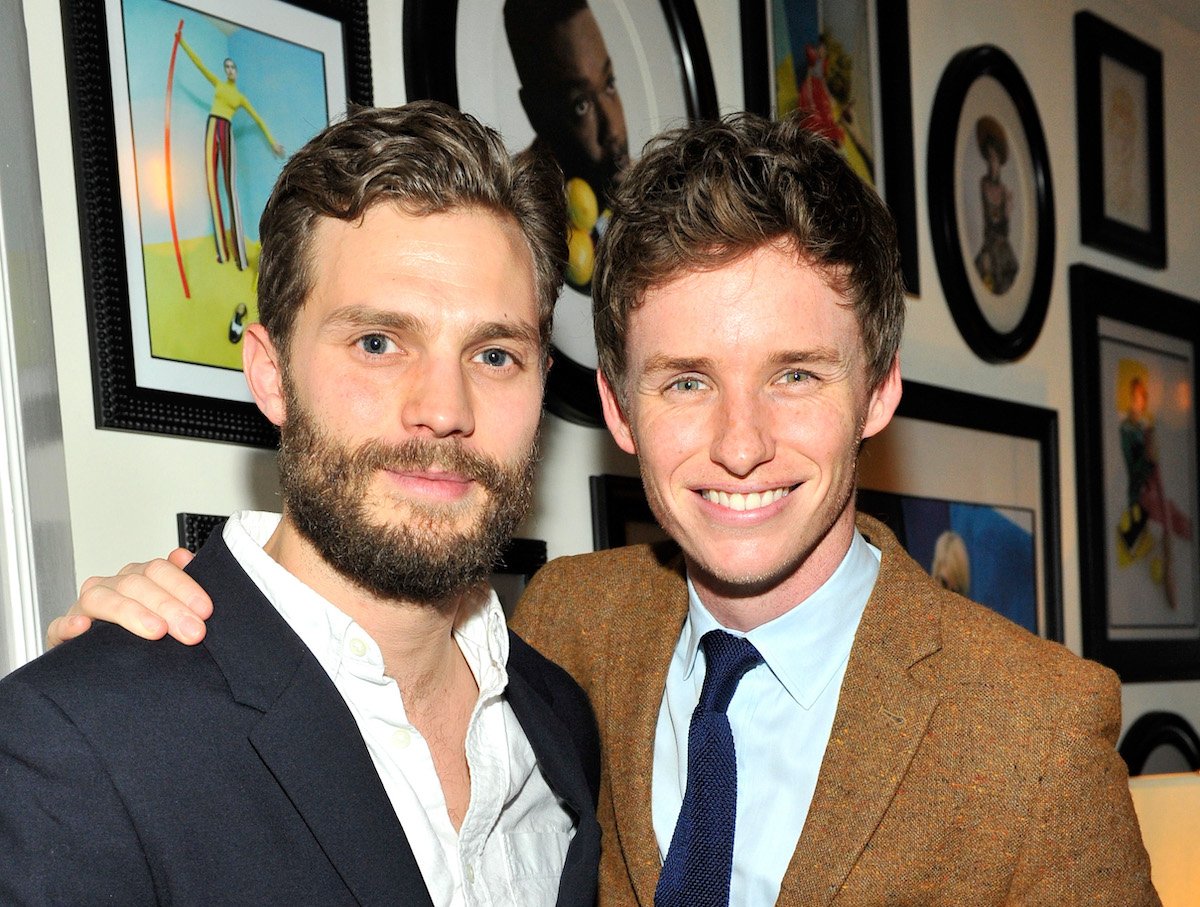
[593, 110, 904, 396]
[256, 101, 566, 364]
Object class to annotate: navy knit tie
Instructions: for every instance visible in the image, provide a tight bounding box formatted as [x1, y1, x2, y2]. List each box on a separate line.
[655, 630, 763, 907]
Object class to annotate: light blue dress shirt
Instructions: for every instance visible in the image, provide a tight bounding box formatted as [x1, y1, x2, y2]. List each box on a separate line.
[651, 530, 881, 905]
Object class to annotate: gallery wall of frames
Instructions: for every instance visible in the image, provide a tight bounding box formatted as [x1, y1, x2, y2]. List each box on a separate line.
[10, 0, 1200, 716]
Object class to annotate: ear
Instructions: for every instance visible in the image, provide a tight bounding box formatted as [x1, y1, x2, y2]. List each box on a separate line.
[242, 323, 287, 427]
[598, 370, 637, 455]
[861, 354, 902, 441]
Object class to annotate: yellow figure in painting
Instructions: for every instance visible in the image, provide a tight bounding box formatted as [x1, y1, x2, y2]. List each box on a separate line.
[177, 20, 285, 271]
[1116, 360, 1194, 608]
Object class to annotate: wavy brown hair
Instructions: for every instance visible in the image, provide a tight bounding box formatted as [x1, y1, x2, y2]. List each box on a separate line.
[593, 110, 904, 396]
[256, 101, 566, 364]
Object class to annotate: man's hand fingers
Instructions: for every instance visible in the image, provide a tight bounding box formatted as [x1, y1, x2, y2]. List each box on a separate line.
[45, 613, 94, 648]
[73, 563, 211, 645]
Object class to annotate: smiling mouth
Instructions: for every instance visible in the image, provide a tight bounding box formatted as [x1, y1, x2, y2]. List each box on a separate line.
[699, 486, 793, 512]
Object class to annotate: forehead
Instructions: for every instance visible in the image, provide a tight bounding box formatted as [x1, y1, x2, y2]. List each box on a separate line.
[541, 9, 609, 78]
[626, 245, 860, 362]
[302, 204, 538, 327]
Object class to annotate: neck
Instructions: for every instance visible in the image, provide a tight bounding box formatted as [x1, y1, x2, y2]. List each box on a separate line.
[264, 515, 474, 694]
[689, 508, 858, 632]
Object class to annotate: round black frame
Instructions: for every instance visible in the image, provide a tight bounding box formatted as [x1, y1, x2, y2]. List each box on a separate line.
[927, 45, 1055, 364]
[1119, 711, 1200, 776]
[403, 0, 718, 426]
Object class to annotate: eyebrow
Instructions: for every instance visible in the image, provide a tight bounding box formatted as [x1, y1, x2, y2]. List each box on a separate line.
[323, 305, 540, 350]
[463, 320, 542, 351]
[638, 347, 847, 377]
[323, 305, 422, 334]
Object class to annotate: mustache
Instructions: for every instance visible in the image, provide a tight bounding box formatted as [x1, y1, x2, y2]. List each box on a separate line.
[338, 437, 511, 494]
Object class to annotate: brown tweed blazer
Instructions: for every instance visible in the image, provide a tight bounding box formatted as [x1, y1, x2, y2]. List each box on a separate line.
[510, 514, 1159, 906]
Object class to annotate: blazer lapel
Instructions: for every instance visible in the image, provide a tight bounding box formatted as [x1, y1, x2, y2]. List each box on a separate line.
[778, 516, 942, 906]
[506, 666, 600, 907]
[603, 555, 689, 905]
[249, 659, 435, 907]
[190, 535, 434, 907]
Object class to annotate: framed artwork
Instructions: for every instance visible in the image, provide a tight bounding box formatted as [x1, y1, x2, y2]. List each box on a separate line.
[1074, 12, 1165, 268]
[404, 0, 718, 427]
[927, 45, 1055, 364]
[63, 0, 372, 447]
[589, 474, 668, 550]
[1070, 264, 1199, 681]
[739, 0, 918, 295]
[857, 379, 1062, 641]
[490, 537, 548, 615]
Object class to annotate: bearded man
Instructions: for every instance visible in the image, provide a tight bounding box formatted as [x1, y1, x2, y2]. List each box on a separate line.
[0, 103, 599, 906]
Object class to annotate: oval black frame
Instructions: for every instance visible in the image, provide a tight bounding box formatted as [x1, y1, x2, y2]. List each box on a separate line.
[927, 45, 1055, 364]
[403, 0, 718, 426]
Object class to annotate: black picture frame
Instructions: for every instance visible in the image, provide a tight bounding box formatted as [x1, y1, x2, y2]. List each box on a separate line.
[589, 474, 667, 550]
[927, 45, 1055, 363]
[1070, 264, 1200, 682]
[62, 0, 372, 448]
[857, 379, 1063, 642]
[1074, 12, 1166, 269]
[739, 0, 918, 296]
[1119, 711, 1200, 775]
[403, 0, 718, 428]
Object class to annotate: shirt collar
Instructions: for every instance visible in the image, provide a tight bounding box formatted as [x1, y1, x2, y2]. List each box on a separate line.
[222, 510, 510, 696]
[681, 528, 881, 709]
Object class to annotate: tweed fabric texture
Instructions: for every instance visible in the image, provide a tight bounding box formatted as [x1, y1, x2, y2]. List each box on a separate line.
[511, 514, 1160, 907]
[656, 631, 762, 907]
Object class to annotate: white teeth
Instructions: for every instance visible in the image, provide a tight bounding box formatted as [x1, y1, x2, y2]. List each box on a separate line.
[701, 487, 790, 510]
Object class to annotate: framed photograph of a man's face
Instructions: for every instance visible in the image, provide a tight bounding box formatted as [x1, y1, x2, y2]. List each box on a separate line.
[404, 0, 718, 426]
[63, 0, 372, 447]
[927, 45, 1055, 364]
[1071, 265, 1200, 681]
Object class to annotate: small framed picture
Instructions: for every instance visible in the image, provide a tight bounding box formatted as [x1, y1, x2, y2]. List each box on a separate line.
[64, 0, 372, 447]
[858, 380, 1062, 641]
[738, 0, 919, 295]
[589, 474, 667, 550]
[1070, 265, 1199, 681]
[404, 0, 717, 427]
[927, 45, 1055, 363]
[1074, 12, 1165, 268]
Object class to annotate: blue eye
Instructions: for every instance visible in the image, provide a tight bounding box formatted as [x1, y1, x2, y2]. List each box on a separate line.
[475, 348, 514, 368]
[670, 377, 706, 393]
[357, 334, 395, 355]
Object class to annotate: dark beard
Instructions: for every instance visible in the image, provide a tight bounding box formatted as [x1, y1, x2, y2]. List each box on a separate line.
[277, 394, 537, 605]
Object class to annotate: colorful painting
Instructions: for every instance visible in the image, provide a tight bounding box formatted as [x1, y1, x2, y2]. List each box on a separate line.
[858, 491, 1037, 634]
[770, 0, 876, 185]
[115, 0, 332, 388]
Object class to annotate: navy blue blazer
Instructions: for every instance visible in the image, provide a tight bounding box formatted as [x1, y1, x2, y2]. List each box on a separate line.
[0, 532, 600, 905]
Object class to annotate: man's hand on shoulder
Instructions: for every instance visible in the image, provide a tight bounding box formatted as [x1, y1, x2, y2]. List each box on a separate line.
[46, 548, 212, 648]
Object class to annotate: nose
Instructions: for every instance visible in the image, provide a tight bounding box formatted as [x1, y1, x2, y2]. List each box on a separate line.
[400, 357, 475, 439]
[709, 388, 774, 477]
[596, 92, 622, 145]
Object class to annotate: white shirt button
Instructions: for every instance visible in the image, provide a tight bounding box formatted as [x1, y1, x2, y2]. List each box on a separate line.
[392, 727, 412, 749]
[348, 638, 368, 658]
[465, 864, 475, 884]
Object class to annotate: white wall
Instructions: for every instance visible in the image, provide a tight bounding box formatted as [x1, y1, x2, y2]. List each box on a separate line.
[20, 0, 1200, 729]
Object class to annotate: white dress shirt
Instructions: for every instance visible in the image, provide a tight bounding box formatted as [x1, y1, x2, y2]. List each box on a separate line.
[223, 511, 574, 907]
[652, 529, 881, 905]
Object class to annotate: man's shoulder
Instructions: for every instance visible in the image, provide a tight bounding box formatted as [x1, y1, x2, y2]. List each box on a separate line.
[532, 540, 683, 591]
